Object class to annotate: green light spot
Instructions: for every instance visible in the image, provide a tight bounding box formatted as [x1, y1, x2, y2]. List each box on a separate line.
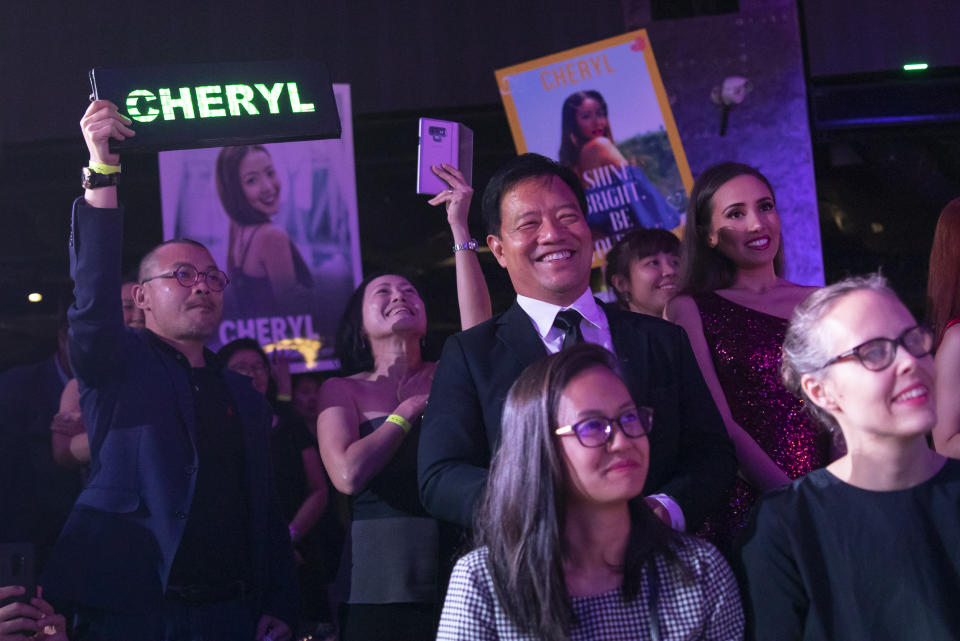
[126, 89, 159, 123]
[225, 84, 259, 116]
[287, 82, 315, 113]
[159, 87, 196, 120]
[196, 85, 226, 118]
[254, 83, 284, 114]
[903, 63, 929, 71]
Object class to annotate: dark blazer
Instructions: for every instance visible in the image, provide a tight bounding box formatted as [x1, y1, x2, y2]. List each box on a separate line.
[418, 300, 736, 529]
[42, 200, 297, 624]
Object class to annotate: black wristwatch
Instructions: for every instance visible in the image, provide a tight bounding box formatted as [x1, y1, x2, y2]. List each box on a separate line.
[81, 166, 119, 189]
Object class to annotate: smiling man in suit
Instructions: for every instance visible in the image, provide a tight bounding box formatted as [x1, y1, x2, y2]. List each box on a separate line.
[418, 153, 735, 531]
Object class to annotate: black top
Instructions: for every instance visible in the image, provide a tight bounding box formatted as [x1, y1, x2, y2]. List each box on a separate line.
[354, 416, 428, 520]
[167, 362, 253, 587]
[735, 458, 960, 641]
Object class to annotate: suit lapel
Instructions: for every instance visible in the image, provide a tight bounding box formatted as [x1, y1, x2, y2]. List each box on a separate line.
[496, 302, 549, 369]
[607, 306, 650, 394]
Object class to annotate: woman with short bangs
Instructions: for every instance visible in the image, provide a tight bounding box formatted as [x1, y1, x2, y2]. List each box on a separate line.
[605, 228, 680, 318]
[437, 343, 743, 641]
[737, 274, 960, 641]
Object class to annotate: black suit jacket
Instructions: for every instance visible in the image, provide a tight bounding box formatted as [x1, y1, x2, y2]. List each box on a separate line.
[418, 300, 736, 529]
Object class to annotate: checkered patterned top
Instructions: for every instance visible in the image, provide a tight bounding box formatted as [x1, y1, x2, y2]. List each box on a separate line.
[437, 536, 743, 640]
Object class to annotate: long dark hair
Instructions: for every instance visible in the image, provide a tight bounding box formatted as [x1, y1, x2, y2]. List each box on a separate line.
[217, 145, 272, 273]
[679, 162, 785, 294]
[474, 343, 680, 641]
[558, 90, 612, 170]
[927, 197, 960, 347]
[334, 271, 426, 375]
[605, 228, 681, 309]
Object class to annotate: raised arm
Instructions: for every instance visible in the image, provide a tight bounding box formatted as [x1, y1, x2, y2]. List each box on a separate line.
[316, 365, 434, 495]
[666, 295, 790, 492]
[68, 101, 135, 388]
[428, 164, 492, 330]
[933, 324, 960, 458]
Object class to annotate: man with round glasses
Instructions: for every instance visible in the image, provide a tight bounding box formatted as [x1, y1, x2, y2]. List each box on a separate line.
[42, 100, 297, 641]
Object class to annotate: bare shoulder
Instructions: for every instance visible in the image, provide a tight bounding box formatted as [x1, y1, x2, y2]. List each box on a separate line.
[579, 136, 625, 168]
[938, 325, 960, 361]
[783, 283, 819, 306]
[251, 224, 291, 250]
[664, 294, 700, 324]
[318, 374, 365, 406]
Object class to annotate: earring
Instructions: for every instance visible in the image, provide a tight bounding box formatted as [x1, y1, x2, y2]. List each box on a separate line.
[622, 291, 632, 303]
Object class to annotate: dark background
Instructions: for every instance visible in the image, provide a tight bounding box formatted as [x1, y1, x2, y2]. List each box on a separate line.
[2, 0, 959, 369]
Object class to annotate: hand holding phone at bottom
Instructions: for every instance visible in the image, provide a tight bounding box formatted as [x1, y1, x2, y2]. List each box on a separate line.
[0, 585, 69, 641]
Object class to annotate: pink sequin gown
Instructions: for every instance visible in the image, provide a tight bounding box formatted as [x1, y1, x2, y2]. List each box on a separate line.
[692, 292, 829, 554]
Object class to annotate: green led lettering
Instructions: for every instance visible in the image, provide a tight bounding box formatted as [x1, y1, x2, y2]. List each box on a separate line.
[159, 87, 196, 120]
[225, 84, 259, 116]
[287, 82, 315, 113]
[254, 83, 285, 114]
[125, 89, 159, 123]
[195, 85, 226, 118]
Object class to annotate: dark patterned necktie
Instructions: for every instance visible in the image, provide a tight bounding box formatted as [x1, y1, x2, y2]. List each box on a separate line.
[553, 309, 584, 351]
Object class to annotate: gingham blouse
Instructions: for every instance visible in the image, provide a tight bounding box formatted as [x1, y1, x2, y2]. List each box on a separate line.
[437, 537, 743, 640]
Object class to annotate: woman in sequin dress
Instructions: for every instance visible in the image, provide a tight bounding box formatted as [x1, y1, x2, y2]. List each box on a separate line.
[665, 162, 828, 553]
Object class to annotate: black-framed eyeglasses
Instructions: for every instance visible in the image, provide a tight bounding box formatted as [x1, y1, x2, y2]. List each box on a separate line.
[819, 325, 934, 372]
[554, 408, 654, 448]
[140, 265, 230, 292]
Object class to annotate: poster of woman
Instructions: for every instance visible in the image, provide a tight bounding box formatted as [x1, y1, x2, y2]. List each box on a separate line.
[496, 30, 692, 264]
[159, 84, 362, 371]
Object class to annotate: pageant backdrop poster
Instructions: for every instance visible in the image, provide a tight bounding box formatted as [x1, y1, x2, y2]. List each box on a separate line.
[496, 30, 693, 266]
[159, 84, 362, 371]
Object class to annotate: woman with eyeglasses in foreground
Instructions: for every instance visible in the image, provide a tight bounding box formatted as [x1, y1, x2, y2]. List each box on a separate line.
[437, 343, 743, 641]
[736, 274, 960, 641]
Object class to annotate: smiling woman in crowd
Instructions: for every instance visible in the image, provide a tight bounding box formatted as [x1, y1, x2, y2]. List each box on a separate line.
[216, 144, 314, 316]
[604, 228, 681, 318]
[665, 162, 827, 553]
[737, 273, 960, 640]
[316, 164, 490, 640]
[437, 343, 743, 641]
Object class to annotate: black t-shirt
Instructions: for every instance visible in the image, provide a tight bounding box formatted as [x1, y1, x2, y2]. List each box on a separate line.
[736, 458, 960, 641]
[167, 365, 253, 587]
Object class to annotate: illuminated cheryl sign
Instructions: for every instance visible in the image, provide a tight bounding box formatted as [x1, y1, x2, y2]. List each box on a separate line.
[89, 60, 341, 151]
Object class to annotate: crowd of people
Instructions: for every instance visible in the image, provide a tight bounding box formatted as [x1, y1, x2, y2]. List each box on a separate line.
[1, 97, 959, 641]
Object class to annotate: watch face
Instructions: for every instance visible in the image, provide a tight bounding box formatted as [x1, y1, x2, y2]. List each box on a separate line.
[82, 167, 119, 189]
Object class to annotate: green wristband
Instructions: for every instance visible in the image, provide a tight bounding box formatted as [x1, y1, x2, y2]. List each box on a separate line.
[385, 413, 412, 434]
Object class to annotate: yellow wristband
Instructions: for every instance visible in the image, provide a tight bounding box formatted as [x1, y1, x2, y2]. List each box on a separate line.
[385, 414, 412, 434]
[89, 160, 121, 175]
[275, 393, 292, 402]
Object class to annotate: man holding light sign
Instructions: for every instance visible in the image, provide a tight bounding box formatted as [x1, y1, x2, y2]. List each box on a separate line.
[42, 99, 298, 641]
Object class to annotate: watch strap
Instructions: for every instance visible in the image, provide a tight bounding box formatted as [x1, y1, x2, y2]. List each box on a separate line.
[81, 166, 120, 189]
[452, 239, 479, 253]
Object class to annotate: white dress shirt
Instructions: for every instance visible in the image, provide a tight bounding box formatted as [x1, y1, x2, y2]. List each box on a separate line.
[513, 288, 686, 531]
